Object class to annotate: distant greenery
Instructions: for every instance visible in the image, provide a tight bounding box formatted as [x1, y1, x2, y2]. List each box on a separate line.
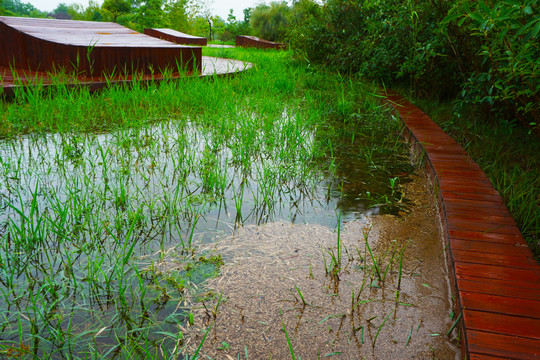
[1, 0, 48, 16]
[0, 0, 295, 43]
[250, 1, 290, 41]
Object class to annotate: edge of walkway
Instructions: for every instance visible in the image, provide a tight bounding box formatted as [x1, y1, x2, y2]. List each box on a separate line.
[383, 89, 540, 360]
[0, 56, 253, 98]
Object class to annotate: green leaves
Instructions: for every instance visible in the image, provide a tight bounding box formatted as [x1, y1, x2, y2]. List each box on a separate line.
[291, 0, 538, 132]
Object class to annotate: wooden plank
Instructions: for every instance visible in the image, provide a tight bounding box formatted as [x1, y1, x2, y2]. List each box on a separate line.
[433, 166, 486, 177]
[435, 170, 492, 181]
[455, 262, 540, 286]
[445, 204, 513, 218]
[460, 291, 540, 318]
[467, 330, 540, 359]
[470, 353, 517, 360]
[441, 190, 504, 203]
[447, 219, 522, 236]
[422, 144, 468, 153]
[437, 176, 497, 188]
[444, 197, 512, 211]
[453, 249, 536, 268]
[457, 277, 540, 300]
[426, 152, 477, 161]
[449, 230, 524, 244]
[450, 238, 534, 258]
[144, 28, 207, 46]
[446, 212, 516, 226]
[439, 180, 497, 190]
[464, 310, 540, 339]
[236, 35, 286, 50]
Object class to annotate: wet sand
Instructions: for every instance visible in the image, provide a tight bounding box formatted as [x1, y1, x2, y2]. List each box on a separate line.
[185, 171, 460, 359]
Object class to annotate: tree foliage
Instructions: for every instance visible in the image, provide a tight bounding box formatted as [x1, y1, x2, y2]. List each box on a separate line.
[250, 1, 290, 41]
[2, 0, 46, 17]
[289, 0, 539, 132]
[102, 0, 131, 22]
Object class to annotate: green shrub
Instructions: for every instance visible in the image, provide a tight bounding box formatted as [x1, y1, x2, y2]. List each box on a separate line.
[289, 0, 539, 132]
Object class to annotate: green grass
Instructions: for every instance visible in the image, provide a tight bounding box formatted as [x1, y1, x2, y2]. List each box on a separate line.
[0, 47, 412, 358]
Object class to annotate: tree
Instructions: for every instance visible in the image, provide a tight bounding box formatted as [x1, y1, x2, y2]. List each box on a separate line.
[220, 9, 251, 41]
[67, 3, 85, 20]
[210, 15, 225, 40]
[84, 0, 106, 21]
[243, 7, 251, 24]
[164, 0, 190, 31]
[3, 0, 43, 16]
[250, 1, 290, 41]
[50, 3, 71, 19]
[134, 0, 165, 30]
[102, 0, 131, 22]
[226, 8, 236, 26]
[190, 15, 208, 36]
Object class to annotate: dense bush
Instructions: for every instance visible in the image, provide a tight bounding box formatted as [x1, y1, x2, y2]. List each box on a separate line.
[446, 0, 539, 129]
[289, 0, 539, 133]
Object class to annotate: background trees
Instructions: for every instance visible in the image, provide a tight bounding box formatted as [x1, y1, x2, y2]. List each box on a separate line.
[289, 0, 539, 133]
[250, 1, 290, 41]
[1, 0, 47, 17]
[102, 0, 130, 22]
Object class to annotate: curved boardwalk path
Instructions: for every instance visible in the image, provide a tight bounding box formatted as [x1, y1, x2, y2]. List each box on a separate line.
[0, 16, 251, 97]
[144, 28, 207, 46]
[0, 16, 201, 76]
[0, 57, 252, 96]
[383, 90, 540, 360]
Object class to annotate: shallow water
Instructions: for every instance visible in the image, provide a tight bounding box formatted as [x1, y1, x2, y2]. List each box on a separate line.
[0, 112, 428, 358]
[189, 173, 460, 359]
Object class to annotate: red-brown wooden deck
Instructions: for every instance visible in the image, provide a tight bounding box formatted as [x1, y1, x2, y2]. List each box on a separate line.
[236, 35, 287, 50]
[144, 28, 207, 46]
[0, 16, 202, 77]
[0, 56, 251, 96]
[383, 90, 540, 359]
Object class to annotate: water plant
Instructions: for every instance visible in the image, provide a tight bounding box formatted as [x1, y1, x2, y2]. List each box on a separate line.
[0, 46, 414, 358]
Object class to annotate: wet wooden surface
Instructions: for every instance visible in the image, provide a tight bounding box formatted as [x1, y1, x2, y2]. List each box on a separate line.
[236, 35, 287, 50]
[0, 16, 201, 76]
[0, 56, 252, 96]
[384, 90, 540, 359]
[144, 28, 207, 46]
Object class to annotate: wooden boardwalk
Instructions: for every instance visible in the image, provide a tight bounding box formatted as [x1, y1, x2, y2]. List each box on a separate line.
[236, 35, 287, 50]
[383, 90, 540, 359]
[0, 16, 201, 77]
[0, 17, 252, 96]
[144, 28, 207, 46]
[0, 56, 252, 96]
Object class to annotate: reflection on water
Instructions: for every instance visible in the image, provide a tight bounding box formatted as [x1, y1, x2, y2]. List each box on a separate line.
[0, 110, 413, 357]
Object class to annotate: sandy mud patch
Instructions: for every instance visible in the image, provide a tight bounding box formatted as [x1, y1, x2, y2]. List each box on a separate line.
[185, 172, 460, 359]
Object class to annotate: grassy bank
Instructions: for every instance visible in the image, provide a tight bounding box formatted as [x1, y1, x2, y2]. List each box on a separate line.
[400, 92, 540, 258]
[0, 48, 412, 358]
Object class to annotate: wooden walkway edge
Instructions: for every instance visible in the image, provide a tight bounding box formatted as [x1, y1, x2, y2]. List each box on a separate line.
[0, 57, 252, 97]
[383, 90, 540, 360]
